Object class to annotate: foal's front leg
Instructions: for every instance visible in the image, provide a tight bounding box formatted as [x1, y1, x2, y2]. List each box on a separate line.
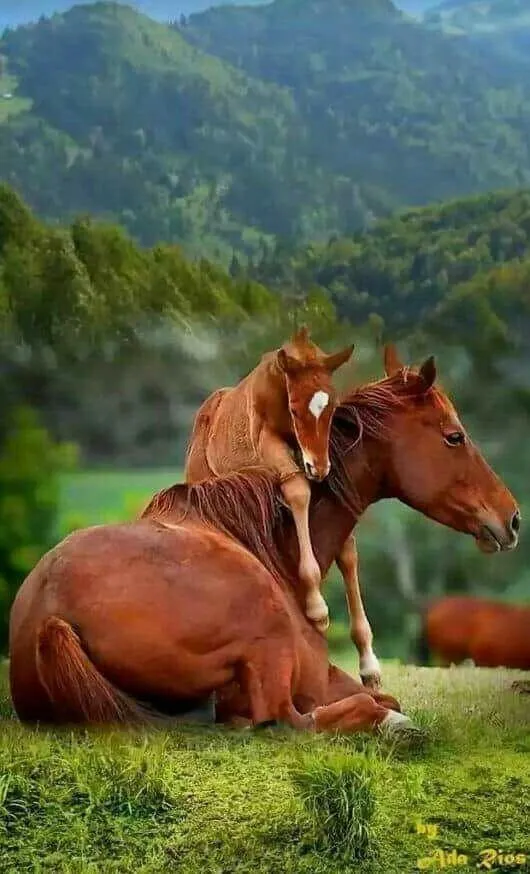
[281, 473, 329, 632]
[336, 536, 381, 688]
[259, 428, 329, 633]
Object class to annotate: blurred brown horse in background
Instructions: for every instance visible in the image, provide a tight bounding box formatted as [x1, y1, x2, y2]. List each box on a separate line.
[9, 348, 519, 732]
[418, 596, 530, 680]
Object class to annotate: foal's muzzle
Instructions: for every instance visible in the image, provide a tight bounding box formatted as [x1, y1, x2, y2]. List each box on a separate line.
[303, 460, 331, 482]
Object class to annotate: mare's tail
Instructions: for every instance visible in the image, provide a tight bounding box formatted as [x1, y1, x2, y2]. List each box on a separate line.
[36, 617, 157, 725]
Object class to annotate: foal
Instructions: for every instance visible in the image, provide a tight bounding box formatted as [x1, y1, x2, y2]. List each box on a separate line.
[185, 326, 353, 631]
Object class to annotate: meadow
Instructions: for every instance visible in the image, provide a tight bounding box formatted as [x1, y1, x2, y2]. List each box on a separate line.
[0, 470, 527, 873]
[58, 469, 183, 534]
[1, 662, 529, 873]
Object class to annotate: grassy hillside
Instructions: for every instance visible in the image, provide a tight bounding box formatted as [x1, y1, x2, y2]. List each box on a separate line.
[0, 71, 32, 122]
[1, 662, 529, 872]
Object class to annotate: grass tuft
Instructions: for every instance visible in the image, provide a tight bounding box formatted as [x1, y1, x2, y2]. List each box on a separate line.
[291, 752, 379, 862]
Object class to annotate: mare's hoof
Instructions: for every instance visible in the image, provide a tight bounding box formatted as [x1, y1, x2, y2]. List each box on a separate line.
[254, 719, 280, 730]
[182, 693, 217, 724]
[379, 711, 427, 746]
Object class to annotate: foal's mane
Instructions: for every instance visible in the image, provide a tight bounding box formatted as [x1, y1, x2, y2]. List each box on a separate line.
[141, 372, 442, 589]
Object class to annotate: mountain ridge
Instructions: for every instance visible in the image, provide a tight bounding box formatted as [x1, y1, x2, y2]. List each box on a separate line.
[3, 1, 530, 260]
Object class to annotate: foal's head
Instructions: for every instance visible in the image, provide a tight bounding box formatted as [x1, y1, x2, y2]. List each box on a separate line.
[276, 326, 354, 481]
[377, 345, 520, 553]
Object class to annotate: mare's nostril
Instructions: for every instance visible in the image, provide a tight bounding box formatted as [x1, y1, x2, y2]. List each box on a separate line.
[511, 511, 521, 534]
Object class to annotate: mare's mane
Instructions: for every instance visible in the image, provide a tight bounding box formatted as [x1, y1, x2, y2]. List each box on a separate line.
[328, 370, 440, 513]
[141, 372, 443, 590]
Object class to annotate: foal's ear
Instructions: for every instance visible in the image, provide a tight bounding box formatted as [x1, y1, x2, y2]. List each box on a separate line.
[419, 355, 437, 390]
[324, 343, 355, 373]
[277, 348, 303, 375]
[383, 343, 403, 376]
[291, 324, 310, 345]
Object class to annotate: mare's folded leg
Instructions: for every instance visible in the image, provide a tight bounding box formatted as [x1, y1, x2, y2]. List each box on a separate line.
[311, 693, 413, 735]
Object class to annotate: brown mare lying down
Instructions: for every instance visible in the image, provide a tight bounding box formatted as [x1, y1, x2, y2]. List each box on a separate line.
[418, 595, 528, 674]
[9, 349, 519, 735]
[186, 326, 353, 634]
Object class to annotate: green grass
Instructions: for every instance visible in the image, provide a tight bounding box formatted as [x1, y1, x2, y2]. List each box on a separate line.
[1, 662, 530, 873]
[0, 71, 32, 122]
[58, 468, 182, 534]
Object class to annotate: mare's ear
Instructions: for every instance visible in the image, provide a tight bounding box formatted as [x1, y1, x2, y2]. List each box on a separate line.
[277, 348, 303, 375]
[324, 343, 355, 373]
[383, 343, 403, 377]
[291, 324, 310, 345]
[418, 355, 437, 391]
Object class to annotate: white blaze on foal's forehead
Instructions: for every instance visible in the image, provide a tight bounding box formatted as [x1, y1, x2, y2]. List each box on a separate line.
[308, 390, 329, 420]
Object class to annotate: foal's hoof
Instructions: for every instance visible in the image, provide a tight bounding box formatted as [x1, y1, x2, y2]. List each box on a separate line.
[361, 671, 382, 691]
[359, 654, 382, 690]
[305, 593, 329, 633]
[512, 681, 530, 695]
[315, 615, 330, 635]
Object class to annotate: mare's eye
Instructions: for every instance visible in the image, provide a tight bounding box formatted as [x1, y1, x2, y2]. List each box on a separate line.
[444, 431, 465, 447]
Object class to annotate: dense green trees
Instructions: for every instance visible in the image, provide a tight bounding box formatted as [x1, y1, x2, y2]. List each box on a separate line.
[186, 0, 530, 224]
[0, 408, 76, 648]
[253, 189, 530, 342]
[0, 184, 276, 347]
[0, 183, 280, 648]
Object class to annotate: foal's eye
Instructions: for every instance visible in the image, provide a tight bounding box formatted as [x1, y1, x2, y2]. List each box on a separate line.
[444, 431, 465, 447]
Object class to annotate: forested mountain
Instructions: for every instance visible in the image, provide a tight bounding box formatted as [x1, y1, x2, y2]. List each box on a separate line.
[253, 189, 530, 347]
[0, 3, 315, 262]
[0, 0, 268, 29]
[185, 0, 530, 227]
[3, 1, 530, 260]
[0, 0, 434, 31]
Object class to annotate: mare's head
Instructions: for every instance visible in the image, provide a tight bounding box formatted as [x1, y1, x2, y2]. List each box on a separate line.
[276, 326, 354, 481]
[335, 345, 520, 553]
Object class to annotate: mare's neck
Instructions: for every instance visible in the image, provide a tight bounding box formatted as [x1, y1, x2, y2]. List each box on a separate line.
[301, 435, 388, 573]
